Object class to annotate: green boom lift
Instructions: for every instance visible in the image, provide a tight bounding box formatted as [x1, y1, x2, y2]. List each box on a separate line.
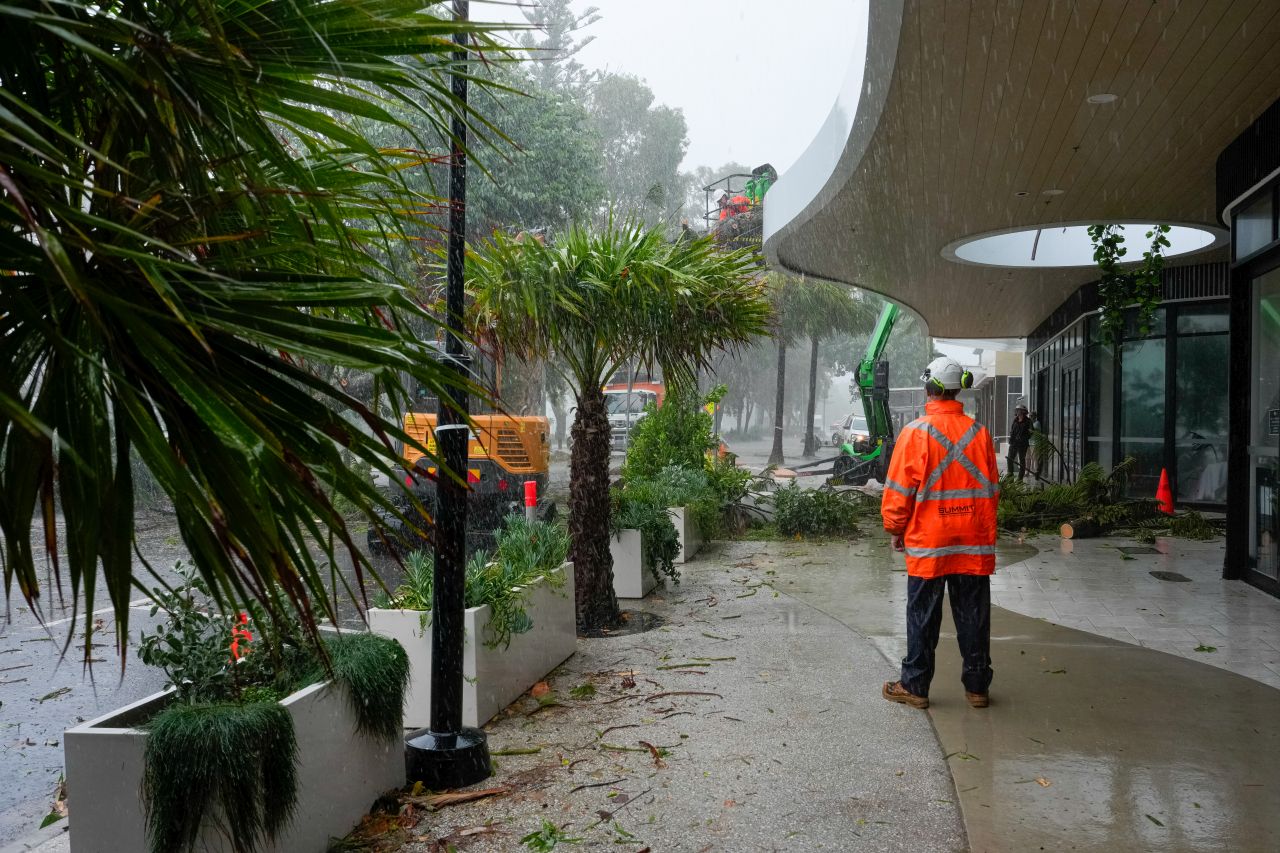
[786, 302, 901, 487]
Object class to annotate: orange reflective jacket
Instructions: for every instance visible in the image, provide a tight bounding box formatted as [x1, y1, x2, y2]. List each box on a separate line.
[881, 399, 1000, 578]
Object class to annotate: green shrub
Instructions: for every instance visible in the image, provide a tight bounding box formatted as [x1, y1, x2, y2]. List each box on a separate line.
[384, 517, 569, 649]
[621, 385, 725, 482]
[612, 487, 681, 586]
[771, 483, 862, 538]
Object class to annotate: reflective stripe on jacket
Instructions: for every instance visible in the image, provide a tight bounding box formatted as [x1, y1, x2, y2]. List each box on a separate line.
[881, 399, 1000, 578]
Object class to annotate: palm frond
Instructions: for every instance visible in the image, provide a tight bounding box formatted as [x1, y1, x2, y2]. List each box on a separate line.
[0, 1, 516, 657]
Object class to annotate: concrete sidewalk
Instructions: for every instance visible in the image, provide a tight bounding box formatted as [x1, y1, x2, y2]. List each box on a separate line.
[19, 529, 1279, 852]
[381, 539, 967, 851]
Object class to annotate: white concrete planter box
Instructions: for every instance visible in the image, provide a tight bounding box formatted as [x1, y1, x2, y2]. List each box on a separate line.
[611, 529, 656, 599]
[369, 563, 576, 730]
[63, 680, 404, 853]
[669, 506, 702, 563]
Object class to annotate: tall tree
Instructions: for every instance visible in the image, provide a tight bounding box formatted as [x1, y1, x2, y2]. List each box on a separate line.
[469, 222, 768, 631]
[588, 74, 690, 227]
[790, 282, 873, 457]
[0, 0, 510, 652]
[517, 0, 602, 92]
[765, 275, 804, 467]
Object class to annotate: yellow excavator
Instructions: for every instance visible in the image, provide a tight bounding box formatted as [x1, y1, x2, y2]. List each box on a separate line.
[368, 349, 554, 555]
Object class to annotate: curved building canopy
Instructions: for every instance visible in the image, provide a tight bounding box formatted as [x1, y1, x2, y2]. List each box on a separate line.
[764, 0, 1280, 338]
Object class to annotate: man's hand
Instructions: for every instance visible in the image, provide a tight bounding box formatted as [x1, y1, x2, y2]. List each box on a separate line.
[892, 534, 905, 553]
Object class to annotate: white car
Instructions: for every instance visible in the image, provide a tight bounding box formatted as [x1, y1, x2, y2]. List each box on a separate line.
[830, 413, 870, 447]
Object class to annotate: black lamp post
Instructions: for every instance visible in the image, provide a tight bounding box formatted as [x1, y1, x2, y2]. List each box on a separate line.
[404, 0, 491, 790]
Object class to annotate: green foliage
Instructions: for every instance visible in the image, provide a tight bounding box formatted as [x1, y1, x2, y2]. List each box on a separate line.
[144, 701, 297, 853]
[1089, 224, 1172, 345]
[386, 518, 569, 649]
[1168, 511, 1219, 541]
[521, 819, 583, 851]
[612, 487, 681, 586]
[621, 386, 723, 482]
[137, 563, 311, 705]
[0, 0, 517, 657]
[770, 483, 862, 538]
[137, 567, 408, 853]
[298, 633, 409, 741]
[997, 458, 1163, 532]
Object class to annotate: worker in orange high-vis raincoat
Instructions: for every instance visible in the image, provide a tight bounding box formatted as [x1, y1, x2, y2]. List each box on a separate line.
[880, 356, 999, 711]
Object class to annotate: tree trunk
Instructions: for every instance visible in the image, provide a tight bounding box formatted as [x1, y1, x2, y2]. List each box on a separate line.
[767, 339, 787, 467]
[802, 334, 820, 457]
[550, 391, 568, 449]
[1060, 517, 1102, 540]
[569, 385, 620, 632]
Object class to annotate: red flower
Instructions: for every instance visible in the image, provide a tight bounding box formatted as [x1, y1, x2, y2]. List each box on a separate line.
[230, 613, 254, 662]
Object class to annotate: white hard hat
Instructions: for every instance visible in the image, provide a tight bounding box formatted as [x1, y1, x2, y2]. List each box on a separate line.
[921, 356, 974, 391]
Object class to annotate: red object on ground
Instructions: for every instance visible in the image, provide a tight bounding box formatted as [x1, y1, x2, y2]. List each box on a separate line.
[1156, 468, 1175, 514]
[523, 480, 537, 508]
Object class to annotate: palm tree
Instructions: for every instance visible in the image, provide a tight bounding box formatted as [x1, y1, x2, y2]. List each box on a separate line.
[792, 282, 870, 457]
[0, 1, 509, 653]
[468, 222, 769, 631]
[766, 274, 800, 468]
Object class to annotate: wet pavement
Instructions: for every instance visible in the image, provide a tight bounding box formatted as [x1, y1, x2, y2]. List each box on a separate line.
[0, 514, 190, 848]
[8, 514, 1279, 852]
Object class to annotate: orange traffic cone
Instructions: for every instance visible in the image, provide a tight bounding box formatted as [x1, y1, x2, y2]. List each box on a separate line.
[1156, 468, 1174, 515]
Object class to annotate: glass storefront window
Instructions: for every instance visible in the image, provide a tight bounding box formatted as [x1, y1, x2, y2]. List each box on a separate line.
[1086, 342, 1115, 470]
[1177, 304, 1230, 335]
[1120, 337, 1166, 496]
[1175, 332, 1229, 502]
[1237, 190, 1275, 260]
[1252, 267, 1280, 579]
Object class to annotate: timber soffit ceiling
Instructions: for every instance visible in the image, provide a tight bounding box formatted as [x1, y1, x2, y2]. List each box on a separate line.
[764, 0, 1280, 339]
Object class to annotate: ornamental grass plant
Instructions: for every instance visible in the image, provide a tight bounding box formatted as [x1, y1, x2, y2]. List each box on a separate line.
[382, 517, 570, 649]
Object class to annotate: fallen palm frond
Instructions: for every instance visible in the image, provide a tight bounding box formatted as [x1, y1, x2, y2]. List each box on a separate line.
[998, 458, 1163, 535]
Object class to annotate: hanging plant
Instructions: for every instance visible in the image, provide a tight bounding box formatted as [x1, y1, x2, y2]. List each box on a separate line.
[1088, 224, 1172, 345]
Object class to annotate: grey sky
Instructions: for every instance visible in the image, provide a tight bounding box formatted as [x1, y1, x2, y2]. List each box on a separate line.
[490, 0, 865, 173]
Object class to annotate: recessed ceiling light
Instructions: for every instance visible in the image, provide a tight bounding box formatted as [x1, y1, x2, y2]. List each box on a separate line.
[1014, 191, 1030, 197]
[1042, 188, 1065, 196]
[1087, 93, 1118, 104]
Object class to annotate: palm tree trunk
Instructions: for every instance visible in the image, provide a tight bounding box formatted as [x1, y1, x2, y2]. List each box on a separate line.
[803, 334, 820, 457]
[569, 384, 620, 632]
[767, 339, 787, 466]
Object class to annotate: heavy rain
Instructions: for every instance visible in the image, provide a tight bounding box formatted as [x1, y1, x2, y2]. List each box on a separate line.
[2, 1, 1278, 851]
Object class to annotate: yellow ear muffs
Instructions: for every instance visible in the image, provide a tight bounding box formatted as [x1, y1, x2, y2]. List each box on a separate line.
[961, 370, 974, 390]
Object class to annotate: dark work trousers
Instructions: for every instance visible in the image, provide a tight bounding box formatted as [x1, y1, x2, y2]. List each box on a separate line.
[900, 574, 993, 698]
[1009, 444, 1029, 480]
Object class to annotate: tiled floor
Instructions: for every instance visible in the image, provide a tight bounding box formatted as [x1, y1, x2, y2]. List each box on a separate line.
[991, 534, 1280, 689]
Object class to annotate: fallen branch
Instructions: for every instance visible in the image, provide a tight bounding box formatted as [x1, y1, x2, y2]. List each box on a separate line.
[491, 747, 542, 756]
[568, 778, 627, 794]
[403, 786, 511, 811]
[597, 724, 641, 740]
[644, 691, 723, 703]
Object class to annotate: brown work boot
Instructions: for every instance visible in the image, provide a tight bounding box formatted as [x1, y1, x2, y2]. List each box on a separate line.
[965, 691, 989, 708]
[882, 681, 928, 709]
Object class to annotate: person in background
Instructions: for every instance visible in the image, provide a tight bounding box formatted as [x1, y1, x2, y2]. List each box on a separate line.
[1008, 406, 1032, 481]
[881, 357, 999, 710]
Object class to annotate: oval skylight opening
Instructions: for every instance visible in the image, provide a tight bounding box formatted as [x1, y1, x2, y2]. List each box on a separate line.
[943, 223, 1225, 269]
